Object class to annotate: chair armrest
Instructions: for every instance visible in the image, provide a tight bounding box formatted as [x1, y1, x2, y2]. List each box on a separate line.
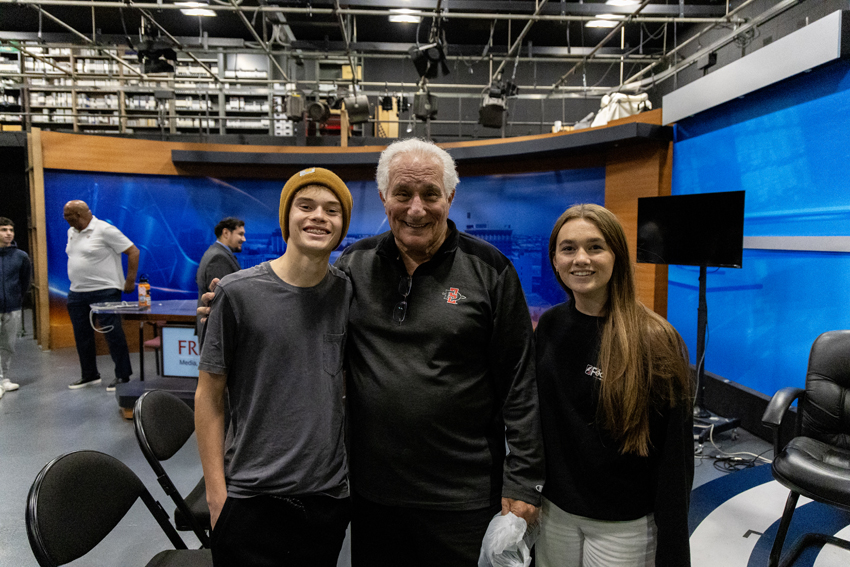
[762, 387, 804, 427]
[762, 386, 804, 457]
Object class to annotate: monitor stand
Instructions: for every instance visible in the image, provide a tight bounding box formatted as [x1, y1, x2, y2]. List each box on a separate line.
[692, 265, 740, 443]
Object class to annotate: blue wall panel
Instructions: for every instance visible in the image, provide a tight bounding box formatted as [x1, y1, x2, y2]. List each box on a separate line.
[668, 60, 850, 396]
[44, 167, 604, 316]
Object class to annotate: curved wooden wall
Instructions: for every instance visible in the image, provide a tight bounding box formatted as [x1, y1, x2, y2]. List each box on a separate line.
[31, 109, 672, 349]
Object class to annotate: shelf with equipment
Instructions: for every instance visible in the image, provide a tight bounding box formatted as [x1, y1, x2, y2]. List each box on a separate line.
[0, 44, 290, 136]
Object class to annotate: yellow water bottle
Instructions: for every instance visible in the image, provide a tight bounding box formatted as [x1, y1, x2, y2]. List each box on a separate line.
[138, 274, 151, 307]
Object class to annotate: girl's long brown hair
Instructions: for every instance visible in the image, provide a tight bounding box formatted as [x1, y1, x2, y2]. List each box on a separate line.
[548, 204, 693, 456]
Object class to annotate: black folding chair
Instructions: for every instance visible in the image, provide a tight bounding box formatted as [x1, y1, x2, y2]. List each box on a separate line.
[26, 450, 212, 567]
[134, 389, 211, 547]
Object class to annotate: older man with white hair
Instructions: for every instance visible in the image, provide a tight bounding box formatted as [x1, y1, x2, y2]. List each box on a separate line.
[336, 138, 544, 566]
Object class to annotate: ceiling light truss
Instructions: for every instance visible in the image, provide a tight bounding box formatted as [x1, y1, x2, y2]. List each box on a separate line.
[227, 0, 290, 81]
[0, 0, 744, 26]
[549, 0, 650, 95]
[0, 34, 659, 65]
[333, 0, 360, 93]
[615, 0, 800, 93]
[0, 0, 790, 106]
[26, 4, 145, 78]
[137, 8, 220, 83]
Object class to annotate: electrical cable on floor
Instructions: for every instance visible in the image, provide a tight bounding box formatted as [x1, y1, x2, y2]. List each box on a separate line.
[694, 424, 773, 474]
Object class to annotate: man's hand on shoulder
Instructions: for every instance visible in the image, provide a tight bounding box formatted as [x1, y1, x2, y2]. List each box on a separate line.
[196, 278, 220, 322]
[501, 497, 540, 526]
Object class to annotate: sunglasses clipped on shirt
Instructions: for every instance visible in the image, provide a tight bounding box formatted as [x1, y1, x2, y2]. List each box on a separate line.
[393, 275, 412, 324]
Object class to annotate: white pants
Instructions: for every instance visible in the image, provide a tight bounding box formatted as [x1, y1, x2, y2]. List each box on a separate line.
[0, 310, 22, 380]
[536, 497, 657, 567]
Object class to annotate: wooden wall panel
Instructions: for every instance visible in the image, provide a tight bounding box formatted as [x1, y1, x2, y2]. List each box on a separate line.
[604, 140, 672, 317]
[27, 129, 51, 348]
[39, 131, 387, 177]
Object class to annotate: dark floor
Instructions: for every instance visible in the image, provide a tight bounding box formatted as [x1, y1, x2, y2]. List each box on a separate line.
[0, 311, 775, 566]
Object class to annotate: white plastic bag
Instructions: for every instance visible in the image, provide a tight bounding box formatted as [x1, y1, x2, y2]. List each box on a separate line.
[477, 512, 536, 567]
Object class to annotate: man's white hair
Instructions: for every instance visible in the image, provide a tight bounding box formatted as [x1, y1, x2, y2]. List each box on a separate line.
[376, 138, 459, 199]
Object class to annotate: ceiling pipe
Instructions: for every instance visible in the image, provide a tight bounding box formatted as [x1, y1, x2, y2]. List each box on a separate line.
[28, 5, 145, 78]
[548, 0, 651, 95]
[616, 0, 800, 93]
[0, 36, 655, 63]
[0, 0, 743, 25]
[490, 0, 548, 81]
[228, 0, 290, 82]
[136, 8, 221, 84]
[614, 0, 766, 89]
[333, 0, 359, 92]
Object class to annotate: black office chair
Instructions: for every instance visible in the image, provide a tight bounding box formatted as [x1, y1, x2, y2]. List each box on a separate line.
[26, 450, 212, 567]
[134, 390, 211, 547]
[762, 330, 850, 567]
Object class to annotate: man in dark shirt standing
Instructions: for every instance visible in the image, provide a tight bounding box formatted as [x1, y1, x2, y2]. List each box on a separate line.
[196, 169, 353, 567]
[0, 217, 31, 398]
[196, 217, 244, 336]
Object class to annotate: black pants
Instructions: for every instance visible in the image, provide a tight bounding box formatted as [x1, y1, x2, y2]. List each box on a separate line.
[211, 494, 351, 567]
[67, 289, 132, 381]
[350, 491, 500, 567]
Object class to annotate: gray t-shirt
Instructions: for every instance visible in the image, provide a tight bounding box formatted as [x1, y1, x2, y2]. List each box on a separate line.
[199, 261, 352, 499]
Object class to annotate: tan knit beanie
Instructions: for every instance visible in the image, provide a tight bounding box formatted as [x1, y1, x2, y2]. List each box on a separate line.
[279, 167, 353, 248]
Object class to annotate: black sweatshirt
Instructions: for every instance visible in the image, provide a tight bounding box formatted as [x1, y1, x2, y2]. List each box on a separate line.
[335, 220, 545, 510]
[536, 301, 693, 567]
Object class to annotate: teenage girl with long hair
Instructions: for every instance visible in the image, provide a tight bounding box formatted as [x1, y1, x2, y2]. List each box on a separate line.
[535, 204, 694, 567]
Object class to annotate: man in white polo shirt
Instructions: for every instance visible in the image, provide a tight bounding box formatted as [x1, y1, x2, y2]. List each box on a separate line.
[63, 200, 139, 391]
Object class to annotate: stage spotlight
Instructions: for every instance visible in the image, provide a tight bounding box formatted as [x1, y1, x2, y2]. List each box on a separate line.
[397, 95, 410, 113]
[137, 37, 177, 74]
[285, 94, 304, 121]
[307, 100, 330, 123]
[413, 90, 438, 121]
[380, 95, 395, 111]
[343, 95, 371, 124]
[479, 95, 506, 128]
[409, 41, 450, 79]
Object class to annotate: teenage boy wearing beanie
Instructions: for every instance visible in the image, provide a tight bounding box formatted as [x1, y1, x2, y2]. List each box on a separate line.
[195, 167, 353, 567]
[0, 217, 32, 399]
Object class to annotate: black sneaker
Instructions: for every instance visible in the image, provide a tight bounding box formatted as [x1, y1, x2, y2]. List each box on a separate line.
[69, 377, 102, 390]
[106, 378, 129, 392]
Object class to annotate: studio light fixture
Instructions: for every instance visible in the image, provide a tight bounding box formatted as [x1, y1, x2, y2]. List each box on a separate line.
[606, 0, 639, 5]
[176, 1, 216, 17]
[380, 95, 395, 111]
[412, 89, 438, 121]
[409, 42, 450, 79]
[136, 37, 177, 74]
[479, 96, 505, 129]
[343, 95, 371, 124]
[285, 93, 304, 120]
[587, 14, 622, 28]
[389, 9, 421, 24]
[410, 18, 450, 79]
[479, 78, 517, 129]
[307, 99, 331, 123]
[586, 20, 619, 28]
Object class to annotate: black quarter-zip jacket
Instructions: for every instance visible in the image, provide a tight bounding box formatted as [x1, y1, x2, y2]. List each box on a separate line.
[335, 220, 545, 510]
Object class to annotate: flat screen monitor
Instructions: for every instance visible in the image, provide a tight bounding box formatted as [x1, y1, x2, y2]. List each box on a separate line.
[636, 191, 745, 268]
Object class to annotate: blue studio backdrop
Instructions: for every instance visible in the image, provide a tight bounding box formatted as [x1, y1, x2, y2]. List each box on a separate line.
[668, 59, 850, 398]
[44, 166, 605, 321]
